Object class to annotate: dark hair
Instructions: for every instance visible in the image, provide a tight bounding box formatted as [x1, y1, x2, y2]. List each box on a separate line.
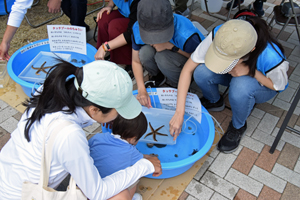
[112, 112, 147, 141]
[242, 16, 285, 77]
[22, 59, 112, 142]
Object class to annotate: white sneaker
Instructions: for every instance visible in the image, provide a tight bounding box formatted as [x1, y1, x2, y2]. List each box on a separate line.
[132, 193, 143, 200]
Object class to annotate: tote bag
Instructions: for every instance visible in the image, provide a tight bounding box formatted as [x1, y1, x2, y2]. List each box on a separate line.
[21, 120, 87, 200]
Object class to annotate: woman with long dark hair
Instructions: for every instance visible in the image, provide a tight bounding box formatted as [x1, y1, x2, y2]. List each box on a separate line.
[0, 60, 161, 199]
[169, 17, 289, 153]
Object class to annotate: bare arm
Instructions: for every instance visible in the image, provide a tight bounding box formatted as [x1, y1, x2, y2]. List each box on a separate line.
[169, 58, 199, 140]
[95, 34, 127, 60]
[254, 70, 275, 90]
[47, 0, 61, 13]
[132, 49, 151, 108]
[0, 25, 18, 60]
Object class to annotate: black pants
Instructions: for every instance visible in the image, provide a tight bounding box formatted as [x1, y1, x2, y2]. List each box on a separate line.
[61, 0, 87, 27]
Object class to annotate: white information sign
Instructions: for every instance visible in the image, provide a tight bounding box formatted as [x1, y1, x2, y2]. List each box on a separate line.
[47, 25, 86, 55]
[154, 88, 202, 123]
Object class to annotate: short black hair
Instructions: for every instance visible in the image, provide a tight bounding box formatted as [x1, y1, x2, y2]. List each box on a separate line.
[112, 112, 147, 141]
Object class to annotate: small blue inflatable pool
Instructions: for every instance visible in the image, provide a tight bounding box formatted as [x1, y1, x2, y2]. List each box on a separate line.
[7, 39, 97, 97]
[0, 0, 15, 15]
[133, 89, 215, 179]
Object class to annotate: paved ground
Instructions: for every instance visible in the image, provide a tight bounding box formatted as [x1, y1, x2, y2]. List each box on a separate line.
[0, 0, 300, 199]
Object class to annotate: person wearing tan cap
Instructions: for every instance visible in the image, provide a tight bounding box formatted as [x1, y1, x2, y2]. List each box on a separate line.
[169, 17, 289, 153]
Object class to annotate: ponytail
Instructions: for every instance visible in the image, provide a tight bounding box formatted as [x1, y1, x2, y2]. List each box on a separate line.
[243, 16, 285, 77]
[22, 59, 112, 142]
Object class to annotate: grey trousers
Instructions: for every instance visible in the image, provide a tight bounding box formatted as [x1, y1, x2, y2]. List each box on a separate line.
[139, 45, 188, 87]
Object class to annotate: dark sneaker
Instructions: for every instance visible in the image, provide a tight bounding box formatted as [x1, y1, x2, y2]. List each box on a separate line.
[200, 96, 225, 112]
[217, 121, 247, 153]
[125, 65, 134, 79]
[253, 0, 265, 17]
[226, 0, 245, 10]
[145, 73, 166, 88]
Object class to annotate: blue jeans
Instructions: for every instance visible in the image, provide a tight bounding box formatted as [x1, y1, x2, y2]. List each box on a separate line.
[193, 64, 277, 129]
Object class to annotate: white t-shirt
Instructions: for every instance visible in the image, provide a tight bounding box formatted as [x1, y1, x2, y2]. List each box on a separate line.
[0, 106, 154, 200]
[7, 0, 34, 27]
[191, 32, 289, 91]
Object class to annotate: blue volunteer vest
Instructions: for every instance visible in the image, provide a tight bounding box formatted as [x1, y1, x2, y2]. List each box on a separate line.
[212, 24, 287, 91]
[114, 0, 134, 18]
[132, 14, 205, 50]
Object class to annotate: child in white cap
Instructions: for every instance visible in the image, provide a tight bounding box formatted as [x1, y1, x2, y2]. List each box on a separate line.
[0, 60, 162, 200]
[170, 17, 289, 153]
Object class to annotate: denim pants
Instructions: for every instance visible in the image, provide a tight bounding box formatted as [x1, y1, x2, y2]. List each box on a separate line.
[193, 64, 278, 129]
[61, 0, 87, 27]
[139, 45, 188, 86]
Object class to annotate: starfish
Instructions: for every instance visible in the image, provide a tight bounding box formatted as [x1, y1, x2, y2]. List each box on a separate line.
[31, 61, 51, 75]
[144, 122, 168, 141]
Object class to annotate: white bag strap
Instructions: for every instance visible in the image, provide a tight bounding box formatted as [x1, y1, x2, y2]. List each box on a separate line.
[39, 119, 75, 189]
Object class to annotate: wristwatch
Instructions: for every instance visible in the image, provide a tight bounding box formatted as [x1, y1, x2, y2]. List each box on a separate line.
[171, 45, 179, 52]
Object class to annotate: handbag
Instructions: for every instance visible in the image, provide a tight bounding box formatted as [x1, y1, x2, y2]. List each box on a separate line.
[21, 119, 87, 200]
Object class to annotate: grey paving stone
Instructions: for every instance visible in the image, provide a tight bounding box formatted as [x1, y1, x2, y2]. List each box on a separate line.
[290, 74, 300, 84]
[277, 87, 296, 103]
[0, 99, 8, 111]
[248, 165, 287, 193]
[200, 171, 239, 200]
[232, 145, 243, 156]
[0, 117, 18, 133]
[0, 107, 19, 124]
[245, 115, 260, 137]
[210, 192, 229, 200]
[206, 19, 223, 32]
[288, 80, 300, 90]
[272, 163, 300, 188]
[257, 113, 279, 134]
[290, 31, 300, 40]
[293, 63, 300, 76]
[278, 39, 296, 49]
[281, 130, 300, 149]
[293, 160, 300, 174]
[191, 8, 204, 17]
[209, 147, 220, 158]
[287, 59, 298, 68]
[83, 122, 100, 133]
[225, 168, 263, 197]
[251, 129, 285, 151]
[240, 136, 264, 153]
[208, 153, 237, 178]
[266, 95, 276, 104]
[294, 106, 300, 115]
[272, 98, 291, 111]
[291, 45, 300, 56]
[185, 179, 214, 200]
[187, 195, 198, 200]
[194, 156, 214, 181]
[287, 38, 300, 47]
[288, 54, 300, 63]
[251, 108, 265, 120]
[199, 13, 219, 22]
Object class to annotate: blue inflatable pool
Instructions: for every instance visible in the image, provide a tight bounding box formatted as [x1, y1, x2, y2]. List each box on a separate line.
[7, 39, 97, 97]
[133, 89, 215, 179]
[0, 0, 15, 15]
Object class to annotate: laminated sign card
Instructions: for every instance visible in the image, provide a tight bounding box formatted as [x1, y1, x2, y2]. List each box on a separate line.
[47, 25, 87, 55]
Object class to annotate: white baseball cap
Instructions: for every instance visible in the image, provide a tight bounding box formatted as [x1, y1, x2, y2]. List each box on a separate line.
[74, 60, 141, 119]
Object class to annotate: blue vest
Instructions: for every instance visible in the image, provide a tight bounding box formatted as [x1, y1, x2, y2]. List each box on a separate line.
[213, 24, 287, 91]
[114, 0, 134, 18]
[132, 14, 205, 50]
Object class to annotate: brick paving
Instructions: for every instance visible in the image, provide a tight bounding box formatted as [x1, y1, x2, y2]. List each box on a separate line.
[0, 0, 300, 199]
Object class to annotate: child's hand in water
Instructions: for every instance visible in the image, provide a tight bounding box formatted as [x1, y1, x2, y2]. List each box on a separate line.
[144, 156, 162, 177]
